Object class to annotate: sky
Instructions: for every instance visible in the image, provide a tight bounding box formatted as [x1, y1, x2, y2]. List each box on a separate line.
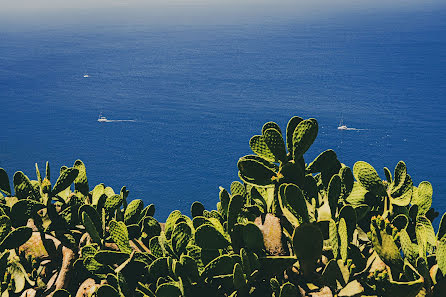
[1, 0, 445, 27]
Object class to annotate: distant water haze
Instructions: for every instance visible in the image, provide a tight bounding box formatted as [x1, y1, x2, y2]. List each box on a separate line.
[1, 0, 445, 27]
[0, 4, 445, 223]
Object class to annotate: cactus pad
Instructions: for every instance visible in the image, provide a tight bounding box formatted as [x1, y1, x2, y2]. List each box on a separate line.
[263, 128, 287, 163]
[194, 223, 230, 250]
[109, 220, 132, 254]
[0, 168, 11, 196]
[51, 167, 79, 196]
[292, 118, 318, 160]
[353, 161, 386, 197]
[73, 159, 89, 196]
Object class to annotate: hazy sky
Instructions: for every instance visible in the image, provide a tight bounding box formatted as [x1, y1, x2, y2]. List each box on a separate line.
[1, 0, 445, 27]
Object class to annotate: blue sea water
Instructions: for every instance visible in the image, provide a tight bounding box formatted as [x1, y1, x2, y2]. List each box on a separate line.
[1, 10, 445, 224]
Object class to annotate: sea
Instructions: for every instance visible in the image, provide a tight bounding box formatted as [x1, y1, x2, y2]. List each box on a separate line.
[1, 9, 445, 225]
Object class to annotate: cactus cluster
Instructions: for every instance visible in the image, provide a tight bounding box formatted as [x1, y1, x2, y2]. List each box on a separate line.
[0, 115, 445, 297]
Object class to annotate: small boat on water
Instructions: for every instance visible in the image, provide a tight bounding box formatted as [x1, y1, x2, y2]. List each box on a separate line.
[83, 74, 89, 78]
[97, 114, 107, 122]
[337, 118, 348, 130]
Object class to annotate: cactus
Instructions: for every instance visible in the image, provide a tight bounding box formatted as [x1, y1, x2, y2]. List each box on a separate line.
[13, 171, 39, 200]
[96, 284, 120, 297]
[292, 118, 318, 160]
[172, 221, 192, 256]
[109, 220, 132, 254]
[124, 199, 143, 225]
[292, 223, 323, 275]
[279, 183, 309, 227]
[73, 159, 89, 196]
[412, 181, 433, 216]
[353, 161, 386, 197]
[369, 216, 403, 275]
[0, 168, 11, 196]
[195, 223, 230, 250]
[279, 282, 299, 297]
[51, 167, 79, 196]
[0, 226, 32, 250]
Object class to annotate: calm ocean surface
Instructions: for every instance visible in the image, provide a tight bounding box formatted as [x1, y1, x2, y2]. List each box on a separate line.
[1, 10, 445, 223]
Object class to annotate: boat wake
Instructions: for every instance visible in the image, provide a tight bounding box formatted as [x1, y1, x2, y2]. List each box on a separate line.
[97, 114, 135, 123]
[101, 119, 136, 123]
[339, 127, 367, 131]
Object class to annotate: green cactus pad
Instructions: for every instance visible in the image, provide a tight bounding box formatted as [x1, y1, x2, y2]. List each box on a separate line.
[279, 282, 299, 297]
[109, 220, 132, 254]
[51, 167, 79, 196]
[338, 218, 348, 262]
[307, 149, 338, 173]
[219, 188, 230, 218]
[384, 166, 392, 183]
[0, 226, 32, 249]
[345, 182, 369, 206]
[94, 250, 130, 266]
[228, 194, 244, 233]
[195, 223, 230, 250]
[286, 116, 303, 154]
[124, 199, 143, 225]
[13, 171, 38, 200]
[230, 181, 246, 197]
[242, 222, 264, 251]
[292, 118, 318, 160]
[352, 161, 386, 197]
[412, 181, 433, 216]
[180, 255, 199, 282]
[340, 166, 354, 195]
[262, 121, 282, 135]
[79, 204, 102, 232]
[416, 215, 436, 255]
[391, 161, 407, 195]
[0, 215, 11, 242]
[278, 184, 309, 228]
[292, 223, 323, 264]
[172, 221, 192, 255]
[83, 256, 112, 276]
[91, 183, 105, 205]
[338, 205, 357, 241]
[104, 194, 123, 211]
[263, 128, 287, 163]
[155, 283, 182, 297]
[328, 174, 341, 217]
[190, 201, 205, 218]
[399, 229, 417, 265]
[9, 199, 45, 227]
[233, 262, 246, 290]
[81, 211, 102, 245]
[237, 156, 277, 186]
[73, 160, 89, 196]
[141, 216, 161, 240]
[370, 217, 403, 272]
[437, 238, 446, 277]
[438, 212, 446, 240]
[96, 284, 119, 297]
[329, 219, 339, 259]
[0, 168, 11, 196]
[250, 135, 276, 163]
[165, 210, 182, 239]
[201, 254, 234, 278]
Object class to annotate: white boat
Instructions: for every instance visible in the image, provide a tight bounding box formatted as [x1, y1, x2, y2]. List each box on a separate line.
[97, 114, 107, 122]
[338, 118, 348, 130]
[83, 74, 89, 78]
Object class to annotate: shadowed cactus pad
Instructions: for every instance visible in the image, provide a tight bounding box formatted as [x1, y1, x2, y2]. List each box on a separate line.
[292, 223, 323, 274]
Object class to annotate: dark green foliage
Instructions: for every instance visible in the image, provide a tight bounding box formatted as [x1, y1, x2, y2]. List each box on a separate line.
[0, 115, 443, 297]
